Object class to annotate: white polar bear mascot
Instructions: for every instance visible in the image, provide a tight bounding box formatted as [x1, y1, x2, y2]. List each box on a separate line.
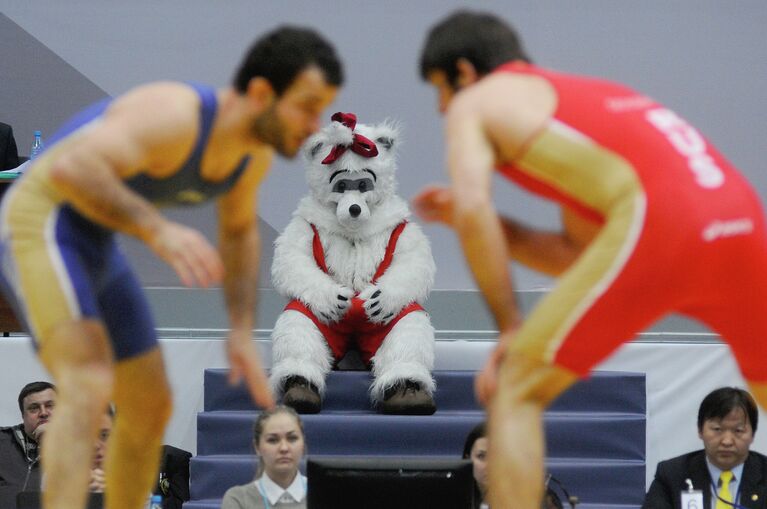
[269, 112, 437, 415]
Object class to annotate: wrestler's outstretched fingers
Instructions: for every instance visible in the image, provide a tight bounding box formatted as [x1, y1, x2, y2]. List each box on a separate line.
[475, 331, 514, 406]
[412, 185, 455, 225]
[475, 347, 501, 406]
[180, 237, 224, 287]
[150, 221, 224, 287]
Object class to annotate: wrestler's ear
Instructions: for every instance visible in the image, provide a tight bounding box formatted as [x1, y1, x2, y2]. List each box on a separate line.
[246, 77, 276, 107]
[455, 58, 479, 89]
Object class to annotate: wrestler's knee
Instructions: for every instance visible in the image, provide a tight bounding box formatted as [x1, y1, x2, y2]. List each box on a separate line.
[40, 320, 115, 415]
[494, 351, 578, 409]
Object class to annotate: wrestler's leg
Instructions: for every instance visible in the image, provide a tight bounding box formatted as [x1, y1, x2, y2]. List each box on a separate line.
[38, 319, 115, 509]
[89, 255, 172, 509]
[682, 228, 767, 411]
[693, 281, 767, 411]
[487, 194, 667, 508]
[488, 355, 577, 509]
[105, 347, 172, 509]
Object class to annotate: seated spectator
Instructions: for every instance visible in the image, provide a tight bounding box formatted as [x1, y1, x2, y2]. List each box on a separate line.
[462, 422, 489, 509]
[81, 402, 189, 508]
[88, 406, 114, 493]
[462, 422, 573, 509]
[83, 403, 189, 508]
[642, 386, 767, 509]
[0, 381, 56, 507]
[0, 122, 21, 171]
[222, 406, 306, 509]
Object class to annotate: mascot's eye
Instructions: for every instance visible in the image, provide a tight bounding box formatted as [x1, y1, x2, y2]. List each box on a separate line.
[333, 181, 347, 193]
[356, 178, 374, 193]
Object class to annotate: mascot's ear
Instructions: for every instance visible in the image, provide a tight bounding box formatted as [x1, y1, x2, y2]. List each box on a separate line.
[309, 141, 325, 159]
[371, 121, 400, 154]
[376, 137, 394, 150]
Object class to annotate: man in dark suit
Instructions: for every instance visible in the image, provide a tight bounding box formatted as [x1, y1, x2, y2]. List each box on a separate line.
[643, 387, 767, 509]
[0, 122, 21, 171]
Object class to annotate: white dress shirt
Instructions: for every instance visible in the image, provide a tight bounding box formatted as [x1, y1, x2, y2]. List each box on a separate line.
[258, 472, 307, 505]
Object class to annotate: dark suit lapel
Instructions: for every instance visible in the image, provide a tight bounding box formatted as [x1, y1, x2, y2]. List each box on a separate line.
[739, 453, 766, 509]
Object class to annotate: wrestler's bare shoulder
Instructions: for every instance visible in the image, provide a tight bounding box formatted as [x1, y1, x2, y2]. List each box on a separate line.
[105, 82, 200, 129]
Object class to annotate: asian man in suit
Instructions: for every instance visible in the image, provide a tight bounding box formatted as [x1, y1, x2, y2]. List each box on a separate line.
[643, 387, 767, 509]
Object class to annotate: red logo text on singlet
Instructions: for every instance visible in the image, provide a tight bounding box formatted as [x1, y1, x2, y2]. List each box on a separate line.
[645, 108, 724, 189]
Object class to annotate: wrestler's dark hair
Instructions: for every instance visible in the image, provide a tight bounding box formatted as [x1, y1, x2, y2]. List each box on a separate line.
[234, 26, 343, 95]
[697, 387, 758, 433]
[18, 381, 56, 414]
[419, 10, 531, 87]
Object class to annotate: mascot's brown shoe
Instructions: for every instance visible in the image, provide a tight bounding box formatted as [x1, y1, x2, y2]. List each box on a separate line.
[381, 380, 436, 415]
[282, 376, 321, 414]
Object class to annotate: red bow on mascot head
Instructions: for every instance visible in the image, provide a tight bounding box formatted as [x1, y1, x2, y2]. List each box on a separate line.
[321, 112, 379, 165]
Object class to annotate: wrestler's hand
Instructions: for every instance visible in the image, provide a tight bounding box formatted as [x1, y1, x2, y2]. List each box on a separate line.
[475, 330, 514, 406]
[148, 220, 224, 288]
[412, 185, 455, 226]
[89, 468, 106, 493]
[227, 328, 275, 409]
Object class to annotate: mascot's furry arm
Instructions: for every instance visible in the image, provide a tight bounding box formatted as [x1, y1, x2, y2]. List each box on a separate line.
[359, 221, 436, 324]
[271, 216, 354, 323]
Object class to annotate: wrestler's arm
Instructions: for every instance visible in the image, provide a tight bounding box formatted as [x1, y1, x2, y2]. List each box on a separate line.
[415, 74, 595, 278]
[499, 207, 600, 276]
[444, 95, 521, 332]
[216, 157, 274, 408]
[47, 83, 223, 287]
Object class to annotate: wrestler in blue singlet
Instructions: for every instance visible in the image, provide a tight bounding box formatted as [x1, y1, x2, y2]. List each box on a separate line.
[0, 83, 249, 359]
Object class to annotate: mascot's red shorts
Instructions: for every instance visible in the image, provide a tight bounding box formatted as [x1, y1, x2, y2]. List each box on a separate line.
[285, 299, 423, 365]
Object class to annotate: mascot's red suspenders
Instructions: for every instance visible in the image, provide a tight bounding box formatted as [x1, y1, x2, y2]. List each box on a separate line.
[311, 221, 406, 282]
[284, 221, 424, 363]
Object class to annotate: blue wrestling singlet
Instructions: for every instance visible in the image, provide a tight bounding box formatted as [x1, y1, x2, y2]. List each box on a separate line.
[0, 82, 247, 360]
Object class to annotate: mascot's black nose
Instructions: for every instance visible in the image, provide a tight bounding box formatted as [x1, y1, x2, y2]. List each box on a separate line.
[349, 204, 362, 218]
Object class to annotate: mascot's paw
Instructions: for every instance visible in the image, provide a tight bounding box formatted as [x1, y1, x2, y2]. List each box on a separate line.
[380, 379, 436, 415]
[282, 376, 322, 414]
[312, 286, 355, 324]
[359, 285, 397, 325]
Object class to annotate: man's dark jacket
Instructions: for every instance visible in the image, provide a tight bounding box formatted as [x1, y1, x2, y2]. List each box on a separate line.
[0, 425, 41, 509]
[642, 449, 767, 509]
[0, 122, 20, 171]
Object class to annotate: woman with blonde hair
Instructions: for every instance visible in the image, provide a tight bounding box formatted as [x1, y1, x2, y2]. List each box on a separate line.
[222, 406, 307, 509]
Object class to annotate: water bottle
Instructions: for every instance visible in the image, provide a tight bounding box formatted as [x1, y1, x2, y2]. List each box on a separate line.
[30, 131, 44, 160]
[148, 494, 162, 509]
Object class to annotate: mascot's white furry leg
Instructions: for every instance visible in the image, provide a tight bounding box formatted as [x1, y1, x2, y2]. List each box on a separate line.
[370, 311, 437, 415]
[270, 310, 333, 414]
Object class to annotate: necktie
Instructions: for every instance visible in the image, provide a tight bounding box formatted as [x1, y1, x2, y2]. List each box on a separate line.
[715, 470, 734, 509]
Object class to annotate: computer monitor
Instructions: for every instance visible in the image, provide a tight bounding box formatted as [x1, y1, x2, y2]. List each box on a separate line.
[307, 456, 475, 509]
